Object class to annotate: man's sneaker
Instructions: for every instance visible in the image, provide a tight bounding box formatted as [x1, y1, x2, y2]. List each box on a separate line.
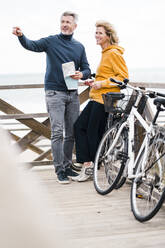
[72, 166, 93, 182]
[65, 167, 79, 180]
[57, 171, 70, 184]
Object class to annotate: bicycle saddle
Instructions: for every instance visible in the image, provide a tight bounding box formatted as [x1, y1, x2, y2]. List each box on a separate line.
[154, 97, 165, 108]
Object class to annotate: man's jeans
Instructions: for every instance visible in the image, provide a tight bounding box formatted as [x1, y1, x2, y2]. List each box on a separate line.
[45, 90, 79, 174]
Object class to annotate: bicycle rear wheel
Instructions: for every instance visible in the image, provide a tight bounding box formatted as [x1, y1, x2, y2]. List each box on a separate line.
[93, 123, 128, 195]
[131, 127, 165, 222]
[115, 173, 127, 189]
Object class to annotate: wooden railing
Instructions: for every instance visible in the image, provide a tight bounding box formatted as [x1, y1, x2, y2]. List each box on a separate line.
[0, 82, 164, 166]
[0, 83, 89, 166]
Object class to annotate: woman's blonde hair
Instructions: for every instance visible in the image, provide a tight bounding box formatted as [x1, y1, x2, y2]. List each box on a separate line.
[95, 20, 119, 45]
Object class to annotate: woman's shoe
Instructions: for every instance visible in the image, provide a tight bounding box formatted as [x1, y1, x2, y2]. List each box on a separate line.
[77, 166, 93, 182]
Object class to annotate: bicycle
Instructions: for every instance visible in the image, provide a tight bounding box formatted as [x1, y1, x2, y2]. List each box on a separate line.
[93, 78, 165, 222]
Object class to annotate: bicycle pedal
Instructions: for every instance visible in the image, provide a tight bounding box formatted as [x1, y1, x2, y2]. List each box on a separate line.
[136, 193, 143, 199]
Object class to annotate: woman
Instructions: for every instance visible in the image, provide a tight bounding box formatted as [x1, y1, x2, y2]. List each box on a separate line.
[74, 20, 129, 182]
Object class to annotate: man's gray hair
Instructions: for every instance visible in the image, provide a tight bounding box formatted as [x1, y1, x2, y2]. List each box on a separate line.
[61, 11, 78, 23]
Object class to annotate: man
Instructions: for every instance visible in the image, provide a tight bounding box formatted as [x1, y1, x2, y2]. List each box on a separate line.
[12, 11, 91, 184]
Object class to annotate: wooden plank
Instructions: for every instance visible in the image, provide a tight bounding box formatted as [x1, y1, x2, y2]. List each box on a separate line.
[128, 82, 165, 89]
[10, 132, 52, 160]
[16, 118, 50, 138]
[34, 149, 52, 161]
[0, 113, 48, 120]
[8, 128, 30, 131]
[0, 84, 44, 90]
[79, 87, 90, 104]
[0, 98, 51, 139]
[29, 160, 54, 166]
[14, 118, 50, 152]
[0, 82, 165, 90]
[0, 122, 21, 125]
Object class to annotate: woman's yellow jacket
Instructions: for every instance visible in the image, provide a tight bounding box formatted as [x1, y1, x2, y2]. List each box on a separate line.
[89, 45, 129, 104]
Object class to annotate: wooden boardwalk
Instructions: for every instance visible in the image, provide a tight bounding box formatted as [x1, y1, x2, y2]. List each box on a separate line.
[32, 165, 165, 248]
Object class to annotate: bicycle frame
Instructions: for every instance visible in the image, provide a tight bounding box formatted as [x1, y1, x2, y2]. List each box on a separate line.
[105, 89, 154, 179]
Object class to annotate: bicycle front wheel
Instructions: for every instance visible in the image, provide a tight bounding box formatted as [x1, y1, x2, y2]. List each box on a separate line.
[131, 127, 165, 222]
[94, 123, 128, 195]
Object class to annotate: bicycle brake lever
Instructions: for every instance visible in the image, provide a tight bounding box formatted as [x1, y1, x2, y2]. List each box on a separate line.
[149, 92, 156, 98]
[123, 78, 129, 84]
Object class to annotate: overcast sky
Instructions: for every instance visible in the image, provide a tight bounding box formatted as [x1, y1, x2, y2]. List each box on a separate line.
[1, 0, 165, 74]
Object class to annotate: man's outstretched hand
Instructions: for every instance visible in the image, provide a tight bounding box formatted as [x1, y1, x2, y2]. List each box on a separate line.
[12, 27, 23, 37]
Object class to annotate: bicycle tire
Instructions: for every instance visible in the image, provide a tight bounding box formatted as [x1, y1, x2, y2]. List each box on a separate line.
[115, 175, 127, 189]
[131, 127, 165, 222]
[93, 123, 128, 195]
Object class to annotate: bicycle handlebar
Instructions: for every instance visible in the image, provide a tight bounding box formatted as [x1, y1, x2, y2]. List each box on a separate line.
[110, 77, 129, 86]
[149, 91, 165, 98]
[110, 77, 123, 85]
[110, 78, 129, 89]
[109, 78, 165, 99]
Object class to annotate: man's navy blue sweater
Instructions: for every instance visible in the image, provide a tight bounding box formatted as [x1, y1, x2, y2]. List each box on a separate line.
[18, 33, 91, 91]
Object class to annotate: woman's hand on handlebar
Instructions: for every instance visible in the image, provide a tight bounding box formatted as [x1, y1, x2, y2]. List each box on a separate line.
[83, 79, 94, 86]
[91, 81, 102, 89]
[82, 80, 102, 89]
